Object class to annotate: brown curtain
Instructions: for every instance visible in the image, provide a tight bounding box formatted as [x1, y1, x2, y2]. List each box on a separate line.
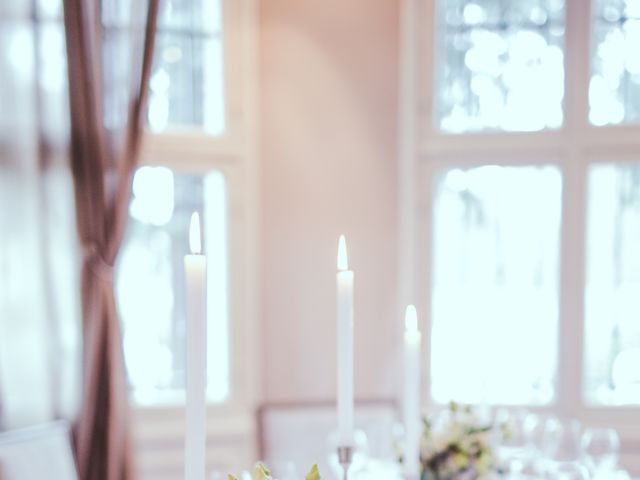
[62, 1, 159, 480]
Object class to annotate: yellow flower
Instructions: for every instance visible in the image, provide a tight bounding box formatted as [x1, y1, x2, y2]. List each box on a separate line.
[453, 452, 469, 470]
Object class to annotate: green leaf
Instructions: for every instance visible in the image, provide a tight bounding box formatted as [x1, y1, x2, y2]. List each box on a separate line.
[467, 425, 491, 435]
[228, 476, 238, 480]
[305, 464, 321, 480]
[253, 463, 272, 480]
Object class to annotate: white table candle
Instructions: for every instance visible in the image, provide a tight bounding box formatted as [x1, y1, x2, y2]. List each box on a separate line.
[337, 235, 354, 446]
[403, 305, 421, 478]
[184, 212, 207, 480]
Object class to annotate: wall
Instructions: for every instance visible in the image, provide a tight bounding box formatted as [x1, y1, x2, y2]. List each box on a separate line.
[259, 0, 401, 403]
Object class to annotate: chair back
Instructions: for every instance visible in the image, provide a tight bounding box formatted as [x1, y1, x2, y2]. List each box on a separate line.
[0, 421, 78, 480]
[257, 400, 398, 477]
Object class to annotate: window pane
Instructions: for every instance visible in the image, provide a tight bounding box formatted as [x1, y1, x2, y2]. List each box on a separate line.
[37, 23, 69, 145]
[116, 167, 229, 405]
[158, 0, 222, 34]
[431, 165, 562, 405]
[103, 29, 133, 132]
[0, 23, 36, 146]
[590, 0, 640, 126]
[0, 167, 81, 427]
[37, 0, 62, 19]
[149, 32, 225, 134]
[585, 164, 640, 405]
[0, 0, 30, 18]
[101, 0, 134, 27]
[435, 0, 565, 133]
[149, 0, 225, 134]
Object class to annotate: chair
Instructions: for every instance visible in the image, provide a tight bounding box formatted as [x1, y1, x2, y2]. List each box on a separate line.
[257, 400, 398, 477]
[0, 421, 78, 480]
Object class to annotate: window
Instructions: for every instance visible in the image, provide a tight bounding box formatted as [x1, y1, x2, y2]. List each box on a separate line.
[0, 0, 67, 147]
[590, 0, 640, 125]
[585, 163, 640, 405]
[431, 165, 562, 405]
[1, 0, 256, 472]
[114, 0, 254, 412]
[121, 0, 257, 475]
[116, 167, 229, 405]
[149, 0, 225, 133]
[0, 0, 79, 427]
[409, 0, 640, 447]
[102, 0, 225, 134]
[435, 0, 565, 132]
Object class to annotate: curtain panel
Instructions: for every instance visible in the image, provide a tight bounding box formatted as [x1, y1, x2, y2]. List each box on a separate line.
[0, 0, 79, 430]
[62, 1, 159, 479]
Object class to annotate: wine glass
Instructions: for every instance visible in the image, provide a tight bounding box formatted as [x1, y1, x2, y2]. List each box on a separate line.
[525, 413, 557, 474]
[581, 427, 620, 475]
[493, 408, 531, 474]
[612, 470, 632, 480]
[544, 461, 591, 479]
[544, 418, 583, 461]
[508, 462, 541, 480]
[268, 460, 299, 480]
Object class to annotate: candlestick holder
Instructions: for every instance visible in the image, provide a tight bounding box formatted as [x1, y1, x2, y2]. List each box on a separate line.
[336, 445, 353, 480]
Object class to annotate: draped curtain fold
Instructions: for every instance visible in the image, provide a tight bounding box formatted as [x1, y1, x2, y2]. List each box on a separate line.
[62, 1, 159, 479]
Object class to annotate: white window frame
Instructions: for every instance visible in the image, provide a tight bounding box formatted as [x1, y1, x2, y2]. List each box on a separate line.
[132, 0, 259, 477]
[399, 0, 640, 471]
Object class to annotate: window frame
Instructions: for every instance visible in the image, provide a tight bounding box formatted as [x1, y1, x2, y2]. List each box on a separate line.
[400, 0, 640, 471]
[131, 0, 260, 475]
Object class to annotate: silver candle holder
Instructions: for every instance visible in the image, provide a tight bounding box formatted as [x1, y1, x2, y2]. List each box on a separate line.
[336, 445, 353, 480]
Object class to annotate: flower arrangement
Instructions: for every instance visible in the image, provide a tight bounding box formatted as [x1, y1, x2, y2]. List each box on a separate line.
[228, 463, 321, 480]
[419, 403, 498, 480]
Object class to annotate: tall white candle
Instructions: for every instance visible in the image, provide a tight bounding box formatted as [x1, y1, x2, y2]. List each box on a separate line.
[337, 235, 354, 446]
[184, 212, 207, 480]
[403, 305, 421, 478]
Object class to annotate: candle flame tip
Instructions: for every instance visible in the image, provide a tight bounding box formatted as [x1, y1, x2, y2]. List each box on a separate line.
[189, 211, 202, 254]
[405, 304, 418, 331]
[337, 235, 348, 271]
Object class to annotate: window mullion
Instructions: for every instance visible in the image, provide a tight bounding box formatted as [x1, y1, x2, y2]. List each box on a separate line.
[557, 156, 589, 416]
[419, 0, 437, 140]
[555, 0, 592, 416]
[564, 0, 592, 141]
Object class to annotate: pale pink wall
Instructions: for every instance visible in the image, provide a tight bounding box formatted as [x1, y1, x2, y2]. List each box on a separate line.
[259, 0, 400, 403]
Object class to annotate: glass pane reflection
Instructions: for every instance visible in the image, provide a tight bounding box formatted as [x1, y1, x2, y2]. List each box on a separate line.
[590, 0, 640, 126]
[148, 0, 225, 133]
[435, 0, 566, 133]
[585, 163, 640, 405]
[431, 165, 562, 405]
[116, 167, 229, 405]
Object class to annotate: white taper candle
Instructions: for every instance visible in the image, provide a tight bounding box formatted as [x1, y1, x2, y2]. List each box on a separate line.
[184, 212, 207, 480]
[403, 304, 421, 478]
[337, 235, 354, 446]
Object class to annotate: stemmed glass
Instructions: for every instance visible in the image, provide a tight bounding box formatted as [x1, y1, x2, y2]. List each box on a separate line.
[581, 427, 620, 477]
[525, 413, 557, 475]
[268, 461, 300, 480]
[492, 408, 531, 475]
[544, 461, 591, 479]
[544, 418, 583, 462]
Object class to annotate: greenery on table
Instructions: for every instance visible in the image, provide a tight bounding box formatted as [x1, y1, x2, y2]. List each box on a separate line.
[228, 463, 321, 480]
[418, 402, 499, 480]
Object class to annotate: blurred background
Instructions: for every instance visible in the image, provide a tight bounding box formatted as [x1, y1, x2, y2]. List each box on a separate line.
[1, 0, 640, 479]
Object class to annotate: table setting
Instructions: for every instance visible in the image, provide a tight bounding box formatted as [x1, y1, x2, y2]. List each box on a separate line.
[182, 228, 635, 480]
[217, 405, 634, 480]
